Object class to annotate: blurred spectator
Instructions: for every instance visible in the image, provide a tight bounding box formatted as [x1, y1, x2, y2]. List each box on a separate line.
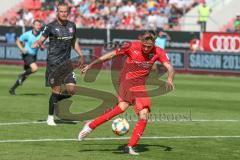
[99, 1, 110, 18]
[134, 0, 144, 5]
[124, 1, 137, 14]
[16, 17, 25, 27]
[169, 0, 182, 14]
[95, 17, 106, 29]
[146, 11, 157, 30]
[33, 0, 42, 10]
[2, 18, 9, 26]
[121, 13, 134, 29]
[158, 0, 168, 7]
[156, 10, 169, 30]
[109, 1, 118, 13]
[135, 3, 148, 18]
[169, 0, 195, 15]
[198, 1, 211, 32]
[146, 0, 158, 12]
[25, 0, 42, 10]
[168, 4, 179, 28]
[234, 15, 240, 33]
[133, 13, 143, 29]
[8, 16, 18, 26]
[79, 0, 90, 17]
[163, 4, 172, 17]
[22, 8, 34, 26]
[109, 11, 120, 28]
[0, 0, 199, 30]
[70, 0, 82, 7]
[53, 0, 59, 12]
[89, 0, 98, 15]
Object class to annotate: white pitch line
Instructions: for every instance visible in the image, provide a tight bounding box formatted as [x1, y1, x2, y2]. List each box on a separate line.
[192, 120, 240, 122]
[0, 119, 239, 126]
[0, 121, 46, 126]
[1, 136, 240, 143]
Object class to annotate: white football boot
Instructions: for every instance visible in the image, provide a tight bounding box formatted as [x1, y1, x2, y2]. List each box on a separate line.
[78, 121, 92, 141]
[124, 146, 139, 155]
[47, 115, 57, 126]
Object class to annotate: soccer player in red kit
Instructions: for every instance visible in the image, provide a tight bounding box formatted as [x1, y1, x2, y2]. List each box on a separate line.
[78, 31, 175, 155]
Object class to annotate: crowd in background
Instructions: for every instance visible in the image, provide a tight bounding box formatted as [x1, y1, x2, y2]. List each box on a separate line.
[232, 15, 240, 33]
[0, 0, 198, 30]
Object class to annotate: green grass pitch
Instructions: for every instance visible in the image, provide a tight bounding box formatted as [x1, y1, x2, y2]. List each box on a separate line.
[0, 65, 239, 160]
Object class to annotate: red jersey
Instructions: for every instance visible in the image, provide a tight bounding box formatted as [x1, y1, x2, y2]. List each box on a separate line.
[116, 41, 169, 85]
[115, 41, 170, 105]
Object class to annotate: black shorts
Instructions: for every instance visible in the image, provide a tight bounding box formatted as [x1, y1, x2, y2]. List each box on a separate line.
[22, 54, 37, 70]
[45, 68, 76, 87]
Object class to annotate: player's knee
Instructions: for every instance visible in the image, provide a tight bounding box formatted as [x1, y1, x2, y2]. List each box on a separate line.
[30, 65, 38, 73]
[31, 67, 38, 73]
[118, 102, 129, 111]
[66, 86, 76, 95]
[52, 86, 61, 94]
[139, 114, 149, 120]
[139, 108, 149, 120]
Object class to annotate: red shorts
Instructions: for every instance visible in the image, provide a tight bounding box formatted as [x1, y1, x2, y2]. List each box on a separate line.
[118, 85, 151, 114]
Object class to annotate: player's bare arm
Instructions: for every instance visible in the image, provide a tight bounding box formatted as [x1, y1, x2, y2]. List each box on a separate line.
[72, 38, 84, 67]
[32, 36, 47, 49]
[16, 38, 27, 54]
[162, 62, 175, 90]
[81, 50, 116, 74]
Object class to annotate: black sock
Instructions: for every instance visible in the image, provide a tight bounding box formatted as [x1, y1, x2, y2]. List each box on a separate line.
[58, 94, 72, 101]
[48, 93, 72, 115]
[10, 79, 20, 91]
[18, 68, 32, 85]
[22, 68, 32, 77]
[49, 93, 59, 115]
[10, 69, 33, 91]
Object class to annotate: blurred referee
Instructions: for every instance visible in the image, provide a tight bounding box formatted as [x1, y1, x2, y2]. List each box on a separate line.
[9, 20, 44, 95]
[33, 3, 84, 126]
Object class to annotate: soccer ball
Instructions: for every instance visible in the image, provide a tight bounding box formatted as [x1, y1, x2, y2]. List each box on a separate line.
[112, 118, 130, 136]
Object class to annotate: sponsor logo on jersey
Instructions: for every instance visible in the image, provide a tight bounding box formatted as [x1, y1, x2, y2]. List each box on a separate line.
[69, 27, 73, 33]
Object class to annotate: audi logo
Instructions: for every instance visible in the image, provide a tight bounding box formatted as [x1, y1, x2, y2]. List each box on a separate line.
[209, 35, 240, 52]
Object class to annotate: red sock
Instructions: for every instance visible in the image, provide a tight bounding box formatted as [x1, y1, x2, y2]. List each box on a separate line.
[89, 105, 124, 129]
[127, 119, 147, 147]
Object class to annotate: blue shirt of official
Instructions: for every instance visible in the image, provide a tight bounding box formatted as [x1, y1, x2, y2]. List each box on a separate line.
[19, 30, 42, 55]
[155, 36, 167, 49]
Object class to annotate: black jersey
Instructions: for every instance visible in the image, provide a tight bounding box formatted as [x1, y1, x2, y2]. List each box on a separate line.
[42, 20, 76, 67]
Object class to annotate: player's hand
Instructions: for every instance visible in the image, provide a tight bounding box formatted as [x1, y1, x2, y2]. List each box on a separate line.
[166, 80, 174, 91]
[31, 42, 39, 48]
[40, 44, 46, 50]
[81, 64, 91, 74]
[21, 48, 27, 54]
[78, 56, 84, 69]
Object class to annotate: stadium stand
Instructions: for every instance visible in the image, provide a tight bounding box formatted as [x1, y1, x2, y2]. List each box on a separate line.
[0, 0, 239, 32]
[0, 0, 199, 31]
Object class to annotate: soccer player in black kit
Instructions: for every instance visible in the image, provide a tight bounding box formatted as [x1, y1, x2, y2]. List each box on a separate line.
[33, 3, 84, 126]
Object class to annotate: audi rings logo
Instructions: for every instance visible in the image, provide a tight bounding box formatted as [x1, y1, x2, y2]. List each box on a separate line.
[209, 35, 240, 52]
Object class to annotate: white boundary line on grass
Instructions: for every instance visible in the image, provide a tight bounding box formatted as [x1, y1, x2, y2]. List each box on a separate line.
[0, 121, 46, 125]
[0, 119, 239, 126]
[1, 136, 240, 143]
[192, 120, 240, 122]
